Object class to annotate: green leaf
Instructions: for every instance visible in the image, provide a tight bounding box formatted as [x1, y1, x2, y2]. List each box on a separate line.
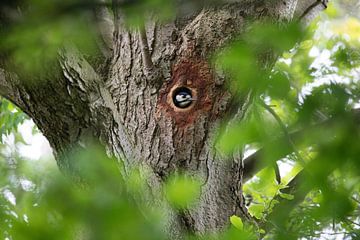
[164, 175, 201, 209]
[278, 192, 294, 200]
[248, 204, 265, 220]
[268, 71, 291, 99]
[230, 215, 243, 230]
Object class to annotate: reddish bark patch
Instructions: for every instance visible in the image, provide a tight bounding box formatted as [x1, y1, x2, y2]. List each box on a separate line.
[156, 57, 216, 128]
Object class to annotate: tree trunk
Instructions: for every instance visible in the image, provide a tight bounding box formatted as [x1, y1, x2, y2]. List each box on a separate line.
[0, 0, 327, 237]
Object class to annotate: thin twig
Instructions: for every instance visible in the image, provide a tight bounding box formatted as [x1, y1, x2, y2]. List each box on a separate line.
[260, 101, 305, 165]
[259, 101, 305, 184]
[345, 218, 360, 227]
[351, 196, 360, 205]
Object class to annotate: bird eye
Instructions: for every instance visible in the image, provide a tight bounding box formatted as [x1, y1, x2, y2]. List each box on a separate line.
[172, 87, 193, 109]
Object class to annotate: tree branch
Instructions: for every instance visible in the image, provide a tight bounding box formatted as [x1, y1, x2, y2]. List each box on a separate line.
[0, 68, 12, 99]
[295, 0, 328, 22]
[243, 108, 360, 181]
[299, 0, 328, 20]
[112, 0, 121, 36]
[60, 45, 134, 164]
[0, 68, 24, 109]
[94, 0, 115, 57]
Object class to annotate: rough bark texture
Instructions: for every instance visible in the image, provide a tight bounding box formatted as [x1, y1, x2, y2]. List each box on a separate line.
[0, 0, 327, 237]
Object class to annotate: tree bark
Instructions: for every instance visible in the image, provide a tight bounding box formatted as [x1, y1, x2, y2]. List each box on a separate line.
[0, 0, 327, 237]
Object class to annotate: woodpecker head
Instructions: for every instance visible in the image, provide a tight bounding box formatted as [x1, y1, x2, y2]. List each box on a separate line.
[172, 87, 195, 109]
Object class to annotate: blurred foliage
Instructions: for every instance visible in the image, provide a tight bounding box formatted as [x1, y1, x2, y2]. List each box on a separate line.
[1, 0, 360, 239]
[0, 0, 100, 75]
[217, 0, 360, 239]
[164, 174, 201, 209]
[121, 0, 174, 27]
[0, 143, 257, 240]
[0, 145, 168, 240]
[0, 0, 175, 75]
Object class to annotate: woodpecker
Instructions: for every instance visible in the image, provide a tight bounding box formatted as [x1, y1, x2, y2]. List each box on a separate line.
[173, 88, 194, 108]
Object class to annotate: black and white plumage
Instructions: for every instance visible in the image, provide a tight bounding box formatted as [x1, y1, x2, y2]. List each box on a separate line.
[173, 87, 194, 108]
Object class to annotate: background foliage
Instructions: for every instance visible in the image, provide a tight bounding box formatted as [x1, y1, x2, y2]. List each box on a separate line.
[1, 0, 360, 239]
